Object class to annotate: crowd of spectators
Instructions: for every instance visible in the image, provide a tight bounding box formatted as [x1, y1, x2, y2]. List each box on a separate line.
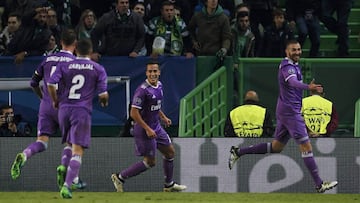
[0, 0, 355, 63]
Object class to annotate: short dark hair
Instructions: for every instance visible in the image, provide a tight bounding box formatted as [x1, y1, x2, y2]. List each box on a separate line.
[237, 11, 249, 18]
[146, 59, 160, 66]
[8, 12, 21, 22]
[132, 1, 145, 9]
[236, 3, 250, 13]
[76, 39, 92, 56]
[161, 1, 174, 9]
[236, 3, 249, 9]
[272, 8, 285, 17]
[0, 104, 12, 114]
[61, 29, 77, 46]
[310, 86, 325, 96]
[47, 7, 57, 15]
[286, 39, 299, 47]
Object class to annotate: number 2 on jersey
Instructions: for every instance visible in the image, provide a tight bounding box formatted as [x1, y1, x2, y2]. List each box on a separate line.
[69, 74, 85, 99]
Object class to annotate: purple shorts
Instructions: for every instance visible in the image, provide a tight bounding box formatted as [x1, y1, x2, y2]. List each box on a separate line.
[274, 113, 309, 145]
[37, 101, 59, 136]
[58, 106, 91, 148]
[133, 123, 172, 157]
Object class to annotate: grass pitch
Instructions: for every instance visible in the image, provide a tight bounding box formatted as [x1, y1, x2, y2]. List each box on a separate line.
[0, 192, 359, 203]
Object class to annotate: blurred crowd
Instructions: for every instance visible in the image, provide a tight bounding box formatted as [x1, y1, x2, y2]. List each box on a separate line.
[0, 0, 356, 64]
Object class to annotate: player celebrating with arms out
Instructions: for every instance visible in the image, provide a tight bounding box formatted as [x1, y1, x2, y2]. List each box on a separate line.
[111, 60, 186, 192]
[228, 39, 338, 193]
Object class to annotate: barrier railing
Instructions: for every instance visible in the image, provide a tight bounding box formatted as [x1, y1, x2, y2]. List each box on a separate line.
[178, 66, 228, 137]
[355, 99, 360, 137]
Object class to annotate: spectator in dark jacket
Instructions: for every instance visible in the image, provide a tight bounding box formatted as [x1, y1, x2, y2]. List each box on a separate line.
[243, 0, 279, 56]
[261, 8, 294, 57]
[46, 8, 65, 46]
[320, 0, 353, 57]
[90, 0, 145, 61]
[286, 0, 321, 57]
[1, 0, 37, 29]
[6, 6, 52, 64]
[0, 12, 21, 55]
[188, 0, 231, 57]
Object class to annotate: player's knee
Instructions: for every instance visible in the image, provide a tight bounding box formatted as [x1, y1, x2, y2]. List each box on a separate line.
[164, 151, 175, 159]
[271, 141, 285, 153]
[36, 140, 48, 151]
[271, 148, 282, 153]
[144, 158, 156, 167]
[147, 161, 156, 167]
[271, 145, 283, 153]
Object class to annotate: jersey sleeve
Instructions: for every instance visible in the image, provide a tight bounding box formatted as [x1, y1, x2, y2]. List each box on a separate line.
[288, 76, 309, 90]
[47, 62, 63, 85]
[131, 86, 146, 110]
[96, 66, 108, 95]
[281, 64, 297, 82]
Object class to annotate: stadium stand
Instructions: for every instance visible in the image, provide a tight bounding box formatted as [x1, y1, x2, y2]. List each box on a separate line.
[301, 1, 360, 57]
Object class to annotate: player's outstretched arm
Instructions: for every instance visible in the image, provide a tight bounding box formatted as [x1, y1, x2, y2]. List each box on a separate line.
[308, 79, 322, 92]
[288, 77, 321, 91]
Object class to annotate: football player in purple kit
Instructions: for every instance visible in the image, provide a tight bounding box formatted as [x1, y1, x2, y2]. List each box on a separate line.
[47, 39, 109, 199]
[228, 39, 338, 193]
[10, 29, 86, 190]
[111, 60, 187, 192]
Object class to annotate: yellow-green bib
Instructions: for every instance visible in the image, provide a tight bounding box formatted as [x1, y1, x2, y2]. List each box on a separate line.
[230, 105, 266, 137]
[302, 95, 332, 134]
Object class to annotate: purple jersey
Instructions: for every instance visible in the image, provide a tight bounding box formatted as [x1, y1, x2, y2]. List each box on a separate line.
[30, 51, 75, 136]
[276, 58, 305, 116]
[31, 51, 75, 103]
[274, 58, 309, 143]
[132, 80, 163, 129]
[48, 57, 107, 147]
[48, 57, 108, 112]
[131, 80, 172, 157]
